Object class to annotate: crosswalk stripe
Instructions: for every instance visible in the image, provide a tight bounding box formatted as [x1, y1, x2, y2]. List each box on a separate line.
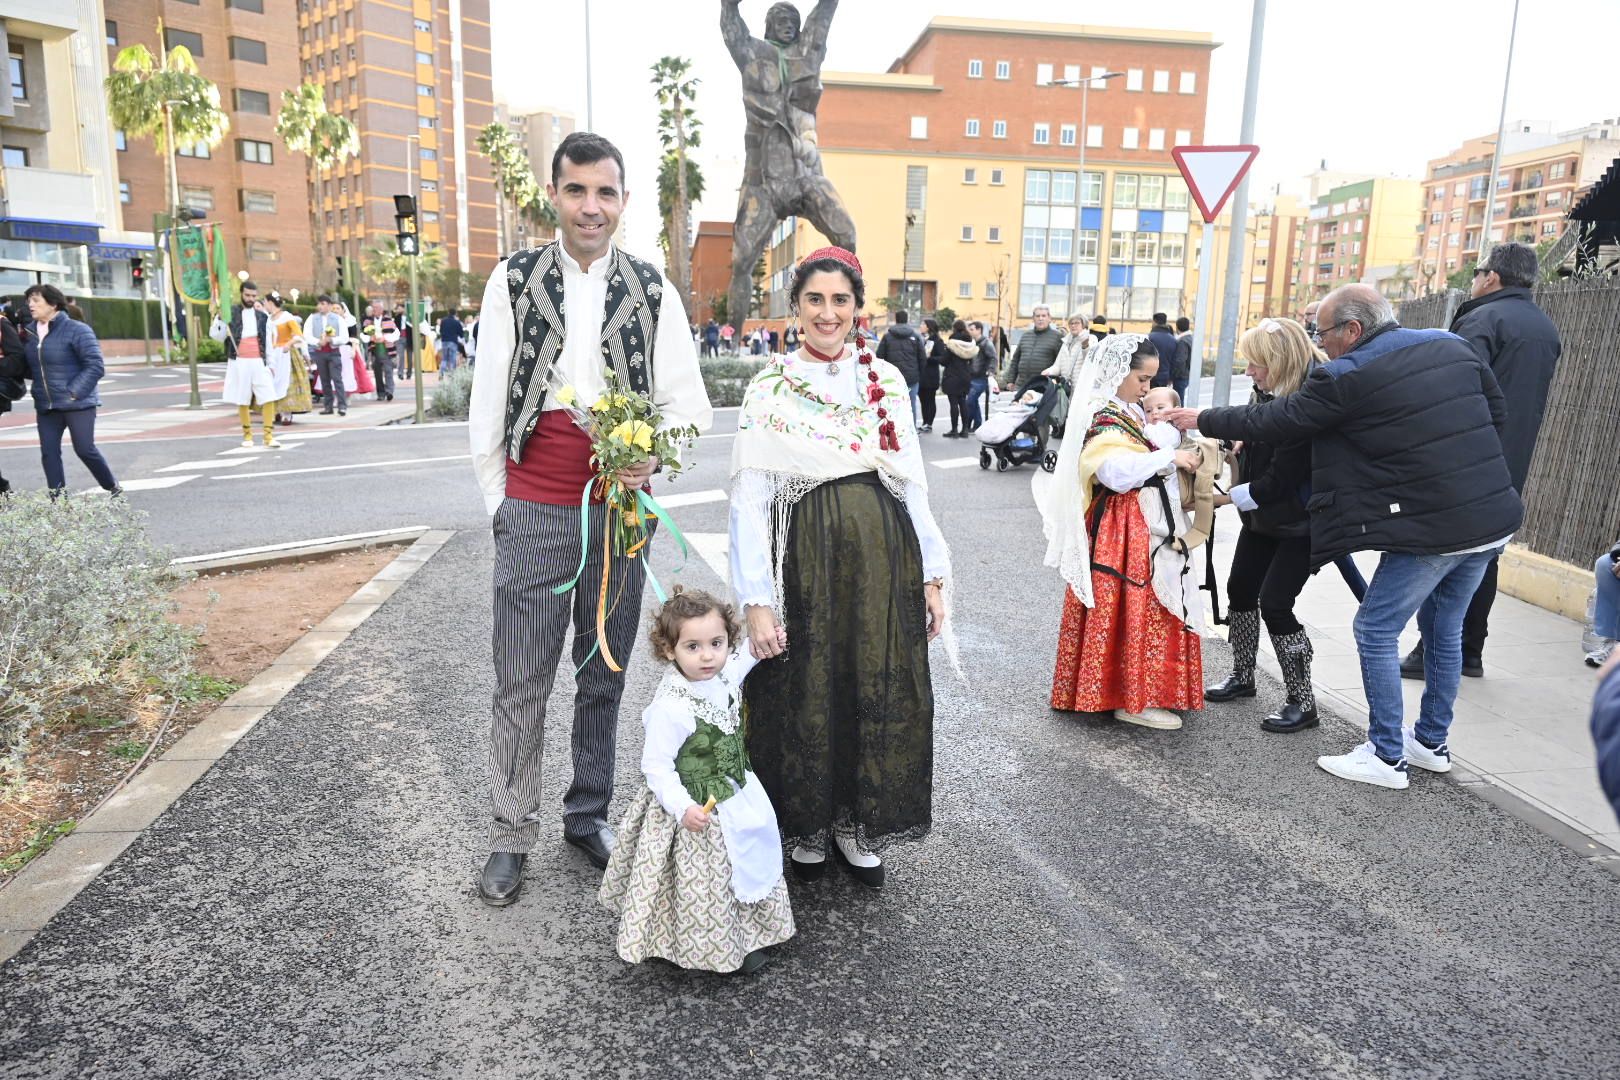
[931, 456, 982, 469]
[214, 453, 469, 479]
[157, 458, 252, 472]
[653, 488, 728, 509]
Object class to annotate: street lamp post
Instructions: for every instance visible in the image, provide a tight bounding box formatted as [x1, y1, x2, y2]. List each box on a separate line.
[1478, 0, 1521, 267]
[1048, 71, 1124, 322]
[405, 135, 424, 425]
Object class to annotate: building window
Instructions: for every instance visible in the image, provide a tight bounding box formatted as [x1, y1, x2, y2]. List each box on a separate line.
[1036, 63, 1053, 85]
[1551, 161, 1567, 179]
[1063, 64, 1080, 85]
[229, 37, 267, 63]
[245, 240, 281, 263]
[422, 211, 439, 224]
[177, 142, 211, 159]
[226, 0, 265, 11]
[235, 89, 271, 115]
[1081, 171, 1103, 206]
[114, 130, 127, 151]
[1430, 211, 1444, 224]
[164, 28, 204, 56]
[1025, 169, 1050, 202]
[416, 51, 432, 65]
[1179, 71, 1197, 94]
[1134, 234, 1159, 264]
[992, 120, 1007, 139]
[958, 281, 972, 298]
[106, 21, 118, 46]
[420, 147, 437, 161]
[1542, 221, 1559, 235]
[1033, 123, 1050, 145]
[990, 168, 1004, 186]
[237, 139, 274, 164]
[420, 180, 438, 193]
[1139, 174, 1164, 209]
[961, 225, 974, 242]
[1122, 127, 1139, 150]
[965, 118, 979, 138]
[1148, 129, 1165, 151]
[1086, 125, 1102, 149]
[1153, 70, 1169, 93]
[995, 60, 1010, 80]
[119, 181, 131, 203]
[988, 226, 1001, 243]
[241, 190, 277, 213]
[414, 18, 431, 32]
[1114, 174, 1138, 208]
[180, 185, 214, 211]
[909, 116, 927, 139]
[1022, 227, 1046, 259]
[1052, 171, 1076, 204]
[1049, 228, 1072, 261]
[1090, 65, 1109, 89]
[1060, 124, 1076, 147]
[417, 84, 435, 97]
[419, 116, 436, 129]
[1078, 229, 1099, 262]
[963, 167, 977, 184]
[985, 281, 999, 299]
[1174, 128, 1192, 146]
[1126, 69, 1143, 91]
[967, 59, 982, 78]
[1109, 231, 1134, 262]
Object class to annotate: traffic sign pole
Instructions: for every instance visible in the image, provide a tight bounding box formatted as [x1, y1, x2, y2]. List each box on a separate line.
[1187, 223, 1217, 408]
[1170, 145, 1261, 410]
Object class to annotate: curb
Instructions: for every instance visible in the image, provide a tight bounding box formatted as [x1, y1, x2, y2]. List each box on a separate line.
[171, 527, 431, 575]
[0, 529, 456, 966]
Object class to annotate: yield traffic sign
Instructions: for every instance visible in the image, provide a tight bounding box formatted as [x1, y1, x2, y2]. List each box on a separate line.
[1171, 145, 1261, 223]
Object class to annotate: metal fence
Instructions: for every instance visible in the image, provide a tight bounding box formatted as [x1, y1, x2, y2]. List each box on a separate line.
[1400, 280, 1620, 566]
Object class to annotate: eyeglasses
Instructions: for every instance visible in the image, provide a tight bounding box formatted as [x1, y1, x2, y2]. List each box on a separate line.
[1309, 319, 1350, 344]
[1473, 266, 1492, 277]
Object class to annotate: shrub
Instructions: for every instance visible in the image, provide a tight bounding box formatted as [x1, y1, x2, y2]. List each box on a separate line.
[428, 364, 476, 419]
[0, 492, 195, 792]
[701, 357, 766, 407]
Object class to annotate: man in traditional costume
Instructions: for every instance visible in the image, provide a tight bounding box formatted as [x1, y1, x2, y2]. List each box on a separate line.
[468, 132, 712, 906]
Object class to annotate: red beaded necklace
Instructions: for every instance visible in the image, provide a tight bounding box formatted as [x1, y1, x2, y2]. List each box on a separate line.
[791, 333, 898, 452]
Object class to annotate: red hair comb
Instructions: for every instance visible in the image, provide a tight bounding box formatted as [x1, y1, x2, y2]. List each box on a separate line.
[801, 246, 863, 275]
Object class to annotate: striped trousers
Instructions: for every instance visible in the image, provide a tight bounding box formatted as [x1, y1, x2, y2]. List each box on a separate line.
[489, 497, 651, 852]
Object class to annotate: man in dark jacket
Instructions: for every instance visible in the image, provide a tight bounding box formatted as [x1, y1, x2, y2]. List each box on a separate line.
[875, 309, 928, 427]
[1402, 241, 1561, 679]
[1002, 305, 1063, 391]
[1171, 284, 1523, 791]
[0, 308, 26, 494]
[1147, 312, 1180, 389]
[965, 319, 998, 433]
[1172, 316, 1193, 401]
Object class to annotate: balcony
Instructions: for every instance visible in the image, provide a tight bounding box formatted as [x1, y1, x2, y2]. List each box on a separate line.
[1509, 201, 1538, 219]
[0, 167, 104, 232]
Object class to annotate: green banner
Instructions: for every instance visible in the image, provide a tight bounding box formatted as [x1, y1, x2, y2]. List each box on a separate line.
[210, 226, 230, 310]
[169, 226, 212, 308]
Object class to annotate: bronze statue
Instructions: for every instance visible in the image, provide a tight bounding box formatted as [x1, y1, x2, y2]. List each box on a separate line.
[721, 0, 857, 336]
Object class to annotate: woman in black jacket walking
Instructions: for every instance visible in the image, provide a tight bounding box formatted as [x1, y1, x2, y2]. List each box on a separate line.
[1204, 318, 1321, 733]
[22, 283, 120, 496]
[0, 301, 27, 494]
[940, 319, 976, 437]
[919, 317, 945, 433]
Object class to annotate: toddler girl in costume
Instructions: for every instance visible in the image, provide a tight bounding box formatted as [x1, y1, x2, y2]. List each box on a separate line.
[599, 588, 795, 975]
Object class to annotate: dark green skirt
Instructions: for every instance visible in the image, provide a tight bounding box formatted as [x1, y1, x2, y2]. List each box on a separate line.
[743, 471, 934, 852]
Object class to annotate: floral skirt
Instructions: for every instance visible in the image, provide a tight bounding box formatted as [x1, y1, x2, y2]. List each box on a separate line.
[743, 472, 934, 853]
[599, 787, 794, 972]
[1051, 493, 1204, 714]
[281, 353, 313, 414]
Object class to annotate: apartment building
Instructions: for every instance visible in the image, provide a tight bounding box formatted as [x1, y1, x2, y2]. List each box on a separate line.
[770, 17, 1215, 333]
[1299, 177, 1422, 301]
[690, 219, 733, 326]
[104, 0, 311, 290]
[493, 105, 570, 255]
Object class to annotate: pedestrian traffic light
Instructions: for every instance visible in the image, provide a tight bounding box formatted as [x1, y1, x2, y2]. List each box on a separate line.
[394, 194, 419, 258]
[397, 232, 420, 256]
[130, 256, 144, 283]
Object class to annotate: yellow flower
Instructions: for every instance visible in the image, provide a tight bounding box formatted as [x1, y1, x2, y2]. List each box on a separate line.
[555, 384, 577, 406]
[609, 419, 655, 451]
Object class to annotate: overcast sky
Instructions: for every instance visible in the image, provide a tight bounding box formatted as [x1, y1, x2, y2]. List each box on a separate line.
[490, 0, 1619, 255]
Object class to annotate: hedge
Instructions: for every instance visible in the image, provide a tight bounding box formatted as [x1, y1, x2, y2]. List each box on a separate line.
[701, 357, 766, 407]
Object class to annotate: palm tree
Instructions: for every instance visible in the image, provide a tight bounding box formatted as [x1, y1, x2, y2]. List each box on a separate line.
[361, 238, 445, 307]
[276, 82, 359, 294]
[651, 56, 701, 317]
[104, 30, 229, 219]
[657, 154, 705, 256]
[476, 122, 556, 250]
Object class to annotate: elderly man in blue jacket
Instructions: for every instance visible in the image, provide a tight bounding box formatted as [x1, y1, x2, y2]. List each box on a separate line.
[1169, 283, 1523, 790]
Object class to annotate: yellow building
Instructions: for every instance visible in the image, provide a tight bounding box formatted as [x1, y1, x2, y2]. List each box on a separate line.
[766, 17, 1218, 336]
[1298, 178, 1423, 301]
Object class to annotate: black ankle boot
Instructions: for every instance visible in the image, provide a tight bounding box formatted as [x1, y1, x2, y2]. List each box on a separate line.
[1263, 630, 1319, 733]
[1205, 673, 1257, 701]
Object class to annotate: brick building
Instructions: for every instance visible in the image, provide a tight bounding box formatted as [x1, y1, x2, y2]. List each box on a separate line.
[105, 0, 313, 290]
[689, 219, 733, 326]
[772, 17, 1215, 334]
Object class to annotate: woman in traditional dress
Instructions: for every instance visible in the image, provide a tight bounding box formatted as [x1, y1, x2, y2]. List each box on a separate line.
[1044, 333, 1205, 730]
[728, 246, 952, 891]
[264, 292, 312, 425]
[338, 302, 376, 398]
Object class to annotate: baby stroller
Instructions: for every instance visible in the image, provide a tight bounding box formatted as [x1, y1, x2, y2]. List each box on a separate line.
[977, 375, 1063, 473]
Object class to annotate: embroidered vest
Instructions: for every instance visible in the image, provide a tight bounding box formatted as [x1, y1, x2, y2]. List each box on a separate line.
[501, 243, 664, 463]
[674, 721, 752, 808]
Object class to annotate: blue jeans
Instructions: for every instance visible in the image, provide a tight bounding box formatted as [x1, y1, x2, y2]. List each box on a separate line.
[965, 377, 988, 429]
[907, 382, 921, 427]
[1595, 551, 1620, 639]
[1354, 547, 1501, 761]
[440, 341, 460, 373]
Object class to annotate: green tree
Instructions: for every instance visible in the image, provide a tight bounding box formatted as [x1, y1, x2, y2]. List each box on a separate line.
[476, 122, 556, 250]
[652, 56, 701, 317]
[933, 305, 957, 328]
[710, 292, 729, 328]
[104, 31, 230, 219]
[1446, 265, 1475, 292]
[276, 82, 360, 294]
[361, 238, 445, 307]
[657, 153, 705, 254]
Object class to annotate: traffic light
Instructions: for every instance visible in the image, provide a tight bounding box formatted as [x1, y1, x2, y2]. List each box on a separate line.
[130, 256, 144, 283]
[394, 194, 419, 257]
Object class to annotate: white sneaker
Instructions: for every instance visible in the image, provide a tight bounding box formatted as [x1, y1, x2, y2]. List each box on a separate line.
[1587, 641, 1615, 669]
[1317, 741, 1409, 789]
[1114, 707, 1183, 730]
[1402, 728, 1453, 774]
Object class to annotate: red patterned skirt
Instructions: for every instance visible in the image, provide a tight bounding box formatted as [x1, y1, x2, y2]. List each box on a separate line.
[1051, 492, 1204, 714]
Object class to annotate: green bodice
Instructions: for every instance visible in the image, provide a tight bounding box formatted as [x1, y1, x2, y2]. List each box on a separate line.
[675, 718, 751, 808]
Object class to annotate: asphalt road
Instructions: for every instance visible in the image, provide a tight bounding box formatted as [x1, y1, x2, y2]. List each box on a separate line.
[4, 374, 1618, 1078]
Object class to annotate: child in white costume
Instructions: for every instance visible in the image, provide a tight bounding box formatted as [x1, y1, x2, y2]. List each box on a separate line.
[599, 588, 794, 975]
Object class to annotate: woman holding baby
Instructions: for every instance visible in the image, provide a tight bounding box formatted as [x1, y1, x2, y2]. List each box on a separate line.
[1043, 333, 1205, 730]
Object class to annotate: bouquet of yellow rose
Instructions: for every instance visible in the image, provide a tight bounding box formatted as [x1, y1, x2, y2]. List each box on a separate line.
[549, 370, 702, 671]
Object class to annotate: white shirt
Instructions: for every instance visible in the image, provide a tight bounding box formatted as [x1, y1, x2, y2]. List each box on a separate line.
[728, 351, 951, 607]
[1094, 397, 1179, 495]
[469, 243, 713, 515]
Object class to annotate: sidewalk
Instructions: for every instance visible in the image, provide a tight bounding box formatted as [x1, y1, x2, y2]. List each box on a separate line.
[1208, 510, 1616, 855]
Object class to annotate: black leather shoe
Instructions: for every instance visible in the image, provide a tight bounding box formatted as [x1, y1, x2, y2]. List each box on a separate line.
[1461, 657, 1484, 678]
[1204, 673, 1257, 702]
[790, 854, 827, 882]
[566, 826, 615, 870]
[737, 949, 770, 975]
[1261, 702, 1319, 733]
[1400, 645, 1425, 680]
[478, 852, 525, 907]
[833, 842, 884, 890]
